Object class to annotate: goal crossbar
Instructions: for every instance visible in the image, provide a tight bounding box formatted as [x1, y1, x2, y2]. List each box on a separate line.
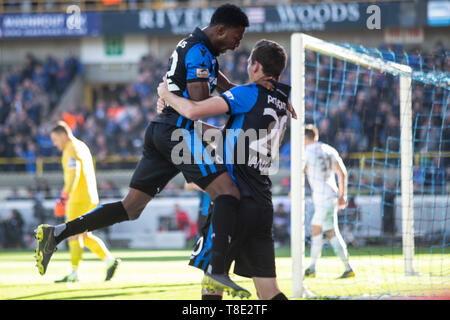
[290, 33, 415, 299]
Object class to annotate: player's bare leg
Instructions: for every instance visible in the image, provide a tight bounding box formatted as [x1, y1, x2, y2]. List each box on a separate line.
[253, 277, 288, 300]
[121, 188, 153, 220]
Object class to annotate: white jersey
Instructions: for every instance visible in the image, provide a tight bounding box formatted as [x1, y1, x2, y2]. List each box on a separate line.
[305, 142, 342, 202]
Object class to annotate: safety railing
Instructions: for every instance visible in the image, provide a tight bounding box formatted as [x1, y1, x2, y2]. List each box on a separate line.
[0, 0, 407, 14]
[0, 155, 140, 175]
[0, 151, 448, 175]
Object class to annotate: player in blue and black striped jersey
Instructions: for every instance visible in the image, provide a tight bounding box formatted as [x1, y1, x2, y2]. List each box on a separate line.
[158, 39, 292, 300]
[184, 182, 212, 235]
[33, 4, 253, 298]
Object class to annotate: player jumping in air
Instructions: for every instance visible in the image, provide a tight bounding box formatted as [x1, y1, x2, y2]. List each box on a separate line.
[303, 124, 355, 279]
[35, 121, 120, 282]
[157, 39, 292, 300]
[34, 4, 260, 297]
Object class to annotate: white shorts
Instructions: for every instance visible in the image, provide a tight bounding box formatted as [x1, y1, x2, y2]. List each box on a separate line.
[310, 198, 338, 231]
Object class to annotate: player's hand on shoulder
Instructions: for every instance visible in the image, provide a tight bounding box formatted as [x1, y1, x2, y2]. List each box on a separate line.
[254, 75, 275, 91]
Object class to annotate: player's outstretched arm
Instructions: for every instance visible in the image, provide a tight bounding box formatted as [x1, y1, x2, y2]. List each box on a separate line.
[217, 72, 295, 119]
[218, 70, 277, 93]
[158, 77, 228, 120]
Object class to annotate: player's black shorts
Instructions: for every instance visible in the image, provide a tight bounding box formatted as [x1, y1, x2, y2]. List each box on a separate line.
[189, 196, 276, 278]
[129, 122, 227, 197]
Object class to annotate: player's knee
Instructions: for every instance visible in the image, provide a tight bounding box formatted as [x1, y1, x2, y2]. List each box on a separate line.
[121, 200, 146, 220]
[311, 225, 322, 237]
[325, 230, 335, 239]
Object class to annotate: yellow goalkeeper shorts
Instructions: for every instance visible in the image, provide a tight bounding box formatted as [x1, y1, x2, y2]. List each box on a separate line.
[66, 201, 99, 222]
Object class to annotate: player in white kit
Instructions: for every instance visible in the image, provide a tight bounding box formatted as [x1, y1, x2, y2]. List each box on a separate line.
[303, 124, 355, 279]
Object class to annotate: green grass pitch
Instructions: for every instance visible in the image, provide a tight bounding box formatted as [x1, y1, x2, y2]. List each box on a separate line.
[1, 247, 448, 300]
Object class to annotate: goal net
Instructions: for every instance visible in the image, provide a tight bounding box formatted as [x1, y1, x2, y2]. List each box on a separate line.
[290, 33, 449, 299]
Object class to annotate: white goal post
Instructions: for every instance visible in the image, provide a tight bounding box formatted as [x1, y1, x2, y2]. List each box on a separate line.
[289, 33, 415, 298]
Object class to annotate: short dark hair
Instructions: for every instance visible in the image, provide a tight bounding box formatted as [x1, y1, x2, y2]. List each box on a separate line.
[250, 39, 287, 79]
[210, 4, 249, 28]
[305, 124, 319, 141]
[51, 121, 72, 135]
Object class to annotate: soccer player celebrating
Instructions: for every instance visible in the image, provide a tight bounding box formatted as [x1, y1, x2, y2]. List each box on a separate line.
[303, 124, 355, 279]
[157, 39, 291, 300]
[34, 4, 255, 297]
[36, 121, 120, 282]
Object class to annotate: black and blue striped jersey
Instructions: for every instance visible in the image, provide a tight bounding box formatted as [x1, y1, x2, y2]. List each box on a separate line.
[220, 81, 291, 207]
[153, 27, 220, 130]
[197, 190, 212, 217]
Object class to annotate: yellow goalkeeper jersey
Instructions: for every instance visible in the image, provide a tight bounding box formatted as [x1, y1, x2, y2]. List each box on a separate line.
[62, 137, 99, 205]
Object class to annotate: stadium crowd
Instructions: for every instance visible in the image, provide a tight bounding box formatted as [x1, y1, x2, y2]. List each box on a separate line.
[0, 42, 448, 186]
[0, 52, 82, 167]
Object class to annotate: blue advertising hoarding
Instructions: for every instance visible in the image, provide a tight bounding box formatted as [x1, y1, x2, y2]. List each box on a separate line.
[0, 0, 442, 39]
[0, 11, 100, 39]
[101, 1, 428, 36]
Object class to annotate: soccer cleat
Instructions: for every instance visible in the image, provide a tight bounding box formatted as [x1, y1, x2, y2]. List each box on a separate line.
[202, 273, 251, 299]
[338, 269, 355, 279]
[105, 258, 121, 281]
[54, 274, 79, 283]
[34, 224, 57, 276]
[304, 267, 316, 278]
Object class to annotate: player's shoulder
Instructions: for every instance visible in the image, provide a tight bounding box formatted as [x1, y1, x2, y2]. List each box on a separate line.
[304, 142, 318, 157]
[71, 138, 91, 157]
[306, 141, 328, 155]
[223, 83, 258, 105]
[321, 142, 340, 157]
[185, 42, 213, 62]
[231, 82, 257, 93]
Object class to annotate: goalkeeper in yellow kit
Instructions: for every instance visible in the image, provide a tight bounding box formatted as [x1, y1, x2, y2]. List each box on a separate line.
[45, 121, 120, 282]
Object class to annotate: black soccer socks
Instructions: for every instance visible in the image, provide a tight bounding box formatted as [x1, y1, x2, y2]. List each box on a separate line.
[54, 201, 129, 244]
[209, 194, 240, 274]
